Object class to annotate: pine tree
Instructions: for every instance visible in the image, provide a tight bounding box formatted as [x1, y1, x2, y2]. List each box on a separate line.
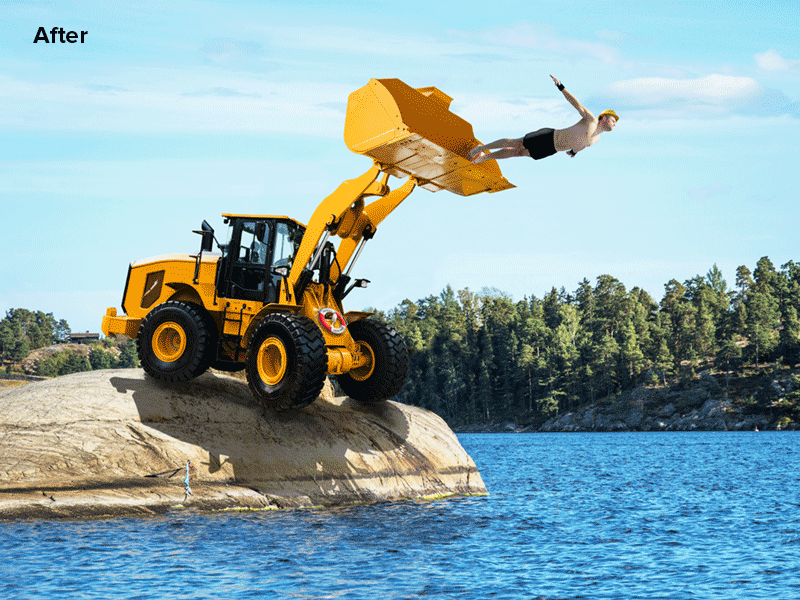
[780, 305, 800, 364]
[551, 303, 581, 408]
[596, 333, 620, 398]
[593, 274, 627, 341]
[36, 356, 58, 377]
[475, 327, 493, 421]
[661, 279, 697, 363]
[717, 337, 743, 376]
[746, 258, 780, 367]
[628, 287, 657, 358]
[117, 339, 140, 368]
[619, 318, 645, 387]
[653, 336, 674, 386]
[736, 265, 754, 297]
[58, 350, 91, 375]
[89, 346, 114, 370]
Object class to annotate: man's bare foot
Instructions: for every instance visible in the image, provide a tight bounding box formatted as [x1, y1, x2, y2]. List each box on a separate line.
[467, 146, 485, 161]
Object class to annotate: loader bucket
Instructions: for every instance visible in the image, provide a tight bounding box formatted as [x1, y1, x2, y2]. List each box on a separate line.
[344, 78, 514, 196]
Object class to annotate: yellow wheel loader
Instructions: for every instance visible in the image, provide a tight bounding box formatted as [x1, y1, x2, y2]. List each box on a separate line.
[101, 78, 514, 411]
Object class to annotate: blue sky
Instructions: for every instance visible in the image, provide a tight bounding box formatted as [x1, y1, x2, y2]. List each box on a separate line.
[2, 0, 799, 334]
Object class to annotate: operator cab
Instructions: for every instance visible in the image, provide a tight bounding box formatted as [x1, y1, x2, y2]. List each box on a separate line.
[215, 214, 305, 303]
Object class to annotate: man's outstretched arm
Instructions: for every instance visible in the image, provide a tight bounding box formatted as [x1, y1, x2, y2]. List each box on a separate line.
[550, 75, 595, 121]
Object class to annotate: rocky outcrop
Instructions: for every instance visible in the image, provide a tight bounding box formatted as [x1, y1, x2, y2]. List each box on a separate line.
[539, 375, 778, 432]
[538, 396, 768, 432]
[0, 369, 486, 520]
[20, 343, 94, 373]
[459, 371, 792, 433]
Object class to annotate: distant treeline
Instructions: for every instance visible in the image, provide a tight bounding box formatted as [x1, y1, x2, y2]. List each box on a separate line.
[378, 257, 800, 426]
[0, 308, 138, 376]
[4, 257, 800, 422]
[0, 309, 71, 361]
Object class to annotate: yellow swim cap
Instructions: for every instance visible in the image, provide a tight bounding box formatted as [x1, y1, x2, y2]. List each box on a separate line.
[599, 109, 619, 121]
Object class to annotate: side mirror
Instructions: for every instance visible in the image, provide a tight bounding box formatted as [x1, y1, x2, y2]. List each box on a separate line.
[200, 231, 214, 253]
[195, 221, 215, 253]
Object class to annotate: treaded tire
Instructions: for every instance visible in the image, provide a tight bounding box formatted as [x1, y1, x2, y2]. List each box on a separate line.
[137, 301, 213, 382]
[337, 319, 409, 403]
[246, 313, 327, 411]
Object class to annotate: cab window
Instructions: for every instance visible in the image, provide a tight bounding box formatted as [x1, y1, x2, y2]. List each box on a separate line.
[273, 221, 303, 268]
[238, 221, 269, 264]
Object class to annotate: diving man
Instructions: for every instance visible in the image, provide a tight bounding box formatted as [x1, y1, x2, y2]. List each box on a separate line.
[468, 75, 618, 163]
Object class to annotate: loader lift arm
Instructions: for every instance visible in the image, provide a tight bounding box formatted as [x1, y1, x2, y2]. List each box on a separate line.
[285, 164, 418, 303]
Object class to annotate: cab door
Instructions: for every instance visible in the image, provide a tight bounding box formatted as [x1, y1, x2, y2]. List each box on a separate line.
[223, 219, 277, 303]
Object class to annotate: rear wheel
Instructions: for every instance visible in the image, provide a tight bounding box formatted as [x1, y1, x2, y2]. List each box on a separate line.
[137, 301, 213, 382]
[337, 320, 408, 403]
[246, 313, 327, 411]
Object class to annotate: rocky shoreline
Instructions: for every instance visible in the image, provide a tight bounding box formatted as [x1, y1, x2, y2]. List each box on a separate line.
[458, 372, 797, 434]
[0, 370, 487, 520]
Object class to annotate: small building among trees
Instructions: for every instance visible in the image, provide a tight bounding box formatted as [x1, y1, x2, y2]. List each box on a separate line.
[69, 333, 100, 344]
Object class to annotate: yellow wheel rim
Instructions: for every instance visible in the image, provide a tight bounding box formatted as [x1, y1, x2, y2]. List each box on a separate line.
[257, 336, 287, 386]
[152, 321, 187, 363]
[351, 341, 375, 382]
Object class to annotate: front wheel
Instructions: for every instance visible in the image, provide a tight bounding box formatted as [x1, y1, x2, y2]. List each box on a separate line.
[246, 313, 327, 411]
[137, 301, 214, 382]
[337, 320, 408, 403]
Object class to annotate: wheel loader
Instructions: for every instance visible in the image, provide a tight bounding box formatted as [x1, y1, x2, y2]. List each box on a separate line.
[101, 78, 514, 411]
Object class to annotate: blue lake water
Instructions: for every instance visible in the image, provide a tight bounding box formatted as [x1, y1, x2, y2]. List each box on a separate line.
[3, 432, 799, 599]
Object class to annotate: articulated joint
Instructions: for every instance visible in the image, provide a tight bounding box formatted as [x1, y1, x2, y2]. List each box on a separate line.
[327, 347, 368, 376]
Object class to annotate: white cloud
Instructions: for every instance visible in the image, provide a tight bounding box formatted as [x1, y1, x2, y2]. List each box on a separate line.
[0, 73, 352, 135]
[611, 75, 759, 102]
[598, 75, 799, 119]
[755, 49, 800, 73]
[454, 95, 569, 134]
[477, 23, 622, 64]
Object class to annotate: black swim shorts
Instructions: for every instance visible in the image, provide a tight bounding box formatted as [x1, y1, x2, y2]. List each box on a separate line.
[522, 128, 557, 160]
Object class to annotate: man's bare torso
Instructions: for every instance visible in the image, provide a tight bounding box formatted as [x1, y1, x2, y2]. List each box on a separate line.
[554, 117, 601, 153]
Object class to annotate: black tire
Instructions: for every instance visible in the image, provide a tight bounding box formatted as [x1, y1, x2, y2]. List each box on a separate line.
[137, 301, 214, 382]
[246, 313, 327, 411]
[337, 319, 408, 403]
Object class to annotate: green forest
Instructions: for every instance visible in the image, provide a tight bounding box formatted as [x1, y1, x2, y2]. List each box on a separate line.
[0, 308, 138, 377]
[377, 257, 800, 427]
[3, 257, 799, 428]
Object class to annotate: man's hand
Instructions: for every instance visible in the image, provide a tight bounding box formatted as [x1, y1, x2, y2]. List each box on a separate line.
[552, 73, 592, 120]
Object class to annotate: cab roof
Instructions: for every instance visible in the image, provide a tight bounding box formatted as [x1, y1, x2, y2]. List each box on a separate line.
[221, 214, 306, 229]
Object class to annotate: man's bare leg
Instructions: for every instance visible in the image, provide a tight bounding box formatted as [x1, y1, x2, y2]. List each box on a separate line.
[471, 147, 524, 164]
[468, 137, 527, 163]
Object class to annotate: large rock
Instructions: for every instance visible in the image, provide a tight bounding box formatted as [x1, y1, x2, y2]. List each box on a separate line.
[0, 369, 486, 519]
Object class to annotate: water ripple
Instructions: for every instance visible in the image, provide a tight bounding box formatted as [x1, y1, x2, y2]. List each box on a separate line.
[2, 432, 799, 599]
